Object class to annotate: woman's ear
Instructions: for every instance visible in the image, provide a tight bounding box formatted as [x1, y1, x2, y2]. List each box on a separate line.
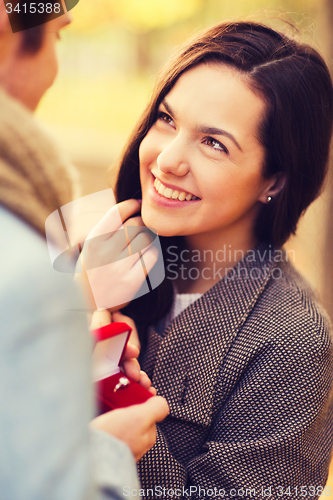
[259, 172, 286, 204]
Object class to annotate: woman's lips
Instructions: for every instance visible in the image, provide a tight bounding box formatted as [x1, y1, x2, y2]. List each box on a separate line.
[147, 174, 200, 208]
[154, 177, 198, 201]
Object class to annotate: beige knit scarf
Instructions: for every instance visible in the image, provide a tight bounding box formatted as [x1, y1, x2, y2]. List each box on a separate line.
[0, 89, 74, 239]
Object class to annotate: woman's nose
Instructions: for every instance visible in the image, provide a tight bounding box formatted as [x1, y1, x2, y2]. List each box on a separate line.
[156, 136, 190, 177]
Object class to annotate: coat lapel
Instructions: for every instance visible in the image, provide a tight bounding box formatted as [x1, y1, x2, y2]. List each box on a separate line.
[152, 243, 278, 427]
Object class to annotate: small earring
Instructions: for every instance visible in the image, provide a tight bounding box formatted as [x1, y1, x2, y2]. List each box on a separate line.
[267, 196, 272, 203]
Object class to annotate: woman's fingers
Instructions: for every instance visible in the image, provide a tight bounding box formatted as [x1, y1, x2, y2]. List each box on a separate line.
[114, 312, 140, 350]
[80, 198, 159, 310]
[123, 215, 144, 228]
[121, 357, 141, 382]
[125, 227, 155, 257]
[87, 199, 142, 240]
[139, 370, 153, 391]
[83, 217, 155, 271]
[117, 199, 142, 224]
[122, 341, 140, 360]
[86, 245, 158, 310]
[90, 309, 111, 330]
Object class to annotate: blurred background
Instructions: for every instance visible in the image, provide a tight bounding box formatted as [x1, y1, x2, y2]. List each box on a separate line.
[36, 0, 333, 324]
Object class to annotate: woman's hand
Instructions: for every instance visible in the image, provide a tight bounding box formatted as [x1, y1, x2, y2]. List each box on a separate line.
[89, 311, 168, 462]
[113, 311, 141, 350]
[90, 397, 169, 461]
[112, 310, 151, 391]
[90, 310, 153, 392]
[80, 199, 158, 311]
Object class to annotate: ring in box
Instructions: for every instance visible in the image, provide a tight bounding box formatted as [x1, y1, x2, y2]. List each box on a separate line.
[91, 322, 153, 413]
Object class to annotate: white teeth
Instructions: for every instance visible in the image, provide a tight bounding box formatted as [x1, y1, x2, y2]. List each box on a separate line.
[154, 177, 197, 201]
[158, 184, 166, 196]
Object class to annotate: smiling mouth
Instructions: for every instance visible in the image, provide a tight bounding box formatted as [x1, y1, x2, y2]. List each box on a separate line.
[153, 177, 199, 202]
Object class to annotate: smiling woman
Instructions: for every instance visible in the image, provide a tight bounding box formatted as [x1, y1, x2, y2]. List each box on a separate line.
[112, 20, 333, 497]
[139, 64, 274, 251]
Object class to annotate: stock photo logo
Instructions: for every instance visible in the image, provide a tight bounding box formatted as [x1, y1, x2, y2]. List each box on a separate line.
[5, 0, 80, 32]
[45, 189, 165, 311]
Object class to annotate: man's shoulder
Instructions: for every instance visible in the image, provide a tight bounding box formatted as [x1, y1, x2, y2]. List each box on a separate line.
[0, 206, 85, 318]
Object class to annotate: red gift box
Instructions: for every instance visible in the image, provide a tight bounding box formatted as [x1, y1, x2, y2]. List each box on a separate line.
[91, 322, 153, 413]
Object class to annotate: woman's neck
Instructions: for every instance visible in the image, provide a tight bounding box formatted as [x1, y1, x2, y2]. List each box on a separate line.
[174, 227, 257, 294]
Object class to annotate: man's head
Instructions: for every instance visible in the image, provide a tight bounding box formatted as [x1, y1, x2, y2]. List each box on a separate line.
[0, 1, 71, 110]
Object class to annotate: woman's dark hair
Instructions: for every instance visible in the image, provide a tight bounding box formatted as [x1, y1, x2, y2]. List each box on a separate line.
[114, 20, 333, 323]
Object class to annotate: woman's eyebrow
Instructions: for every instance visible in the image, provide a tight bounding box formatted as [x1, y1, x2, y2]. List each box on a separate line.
[196, 125, 243, 152]
[160, 100, 174, 117]
[160, 100, 243, 153]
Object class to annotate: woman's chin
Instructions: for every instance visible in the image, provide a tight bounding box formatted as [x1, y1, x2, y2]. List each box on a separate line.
[143, 223, 179, 238]
[142, 203, 189, 237]
[141, 212, 178, 237]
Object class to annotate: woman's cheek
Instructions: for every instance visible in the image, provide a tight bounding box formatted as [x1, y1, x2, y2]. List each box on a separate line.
[140, 130, 163, 167]
[139, 133, 152, 160]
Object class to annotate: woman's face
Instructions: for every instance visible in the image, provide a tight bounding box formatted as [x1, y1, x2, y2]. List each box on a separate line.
[139, 63, 274, 244]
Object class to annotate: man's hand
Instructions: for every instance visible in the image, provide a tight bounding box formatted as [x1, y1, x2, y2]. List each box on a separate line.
[90, 397, 169, 461]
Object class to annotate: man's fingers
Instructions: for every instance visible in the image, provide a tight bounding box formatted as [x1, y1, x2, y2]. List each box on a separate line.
[140, 396, 170, 422]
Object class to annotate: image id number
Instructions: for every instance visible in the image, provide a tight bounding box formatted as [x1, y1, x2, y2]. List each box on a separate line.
[277, 486, 331, 496]
[5, 3, 61, 14]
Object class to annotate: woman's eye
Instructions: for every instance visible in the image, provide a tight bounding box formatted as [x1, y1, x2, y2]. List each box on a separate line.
[204, 137, 228, 154]
[157, 111, 175, 127]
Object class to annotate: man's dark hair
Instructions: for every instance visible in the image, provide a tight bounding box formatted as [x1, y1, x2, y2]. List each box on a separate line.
[21, 25, 46, 53]
[8, 1, 63, 53]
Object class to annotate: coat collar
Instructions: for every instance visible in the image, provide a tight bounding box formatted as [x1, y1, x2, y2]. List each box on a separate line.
[152, 242, 279, 426]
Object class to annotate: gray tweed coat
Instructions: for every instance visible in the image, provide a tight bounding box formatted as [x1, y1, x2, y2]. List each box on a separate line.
[138, 245, 333, 499]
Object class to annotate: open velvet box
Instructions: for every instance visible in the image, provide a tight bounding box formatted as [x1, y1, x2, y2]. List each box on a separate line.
[91, 322, 152, 413]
